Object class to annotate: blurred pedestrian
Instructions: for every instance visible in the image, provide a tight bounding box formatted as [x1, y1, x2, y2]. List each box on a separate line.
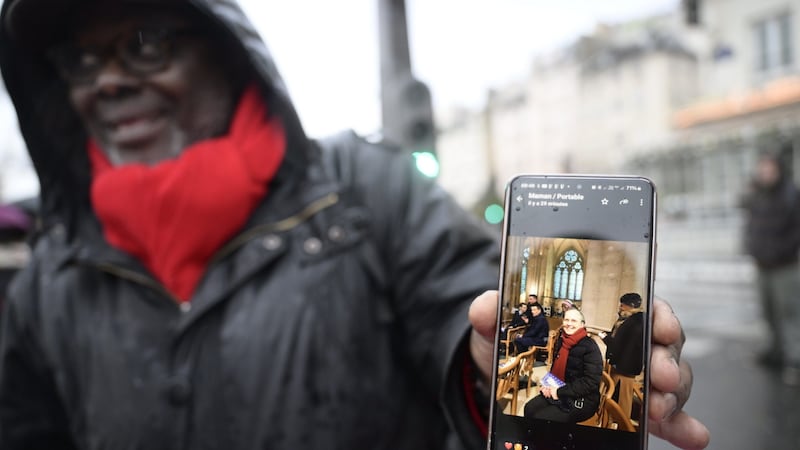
[741, 149, 800, 385]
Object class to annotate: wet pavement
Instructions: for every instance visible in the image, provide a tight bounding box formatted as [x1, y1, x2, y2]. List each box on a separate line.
[650, 274, 800, 450]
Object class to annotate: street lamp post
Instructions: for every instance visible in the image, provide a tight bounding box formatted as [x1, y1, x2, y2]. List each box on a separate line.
[377, 0, 437, 175]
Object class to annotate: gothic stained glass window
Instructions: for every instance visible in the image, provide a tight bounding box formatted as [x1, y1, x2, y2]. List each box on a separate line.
[553, 249, 584, 300]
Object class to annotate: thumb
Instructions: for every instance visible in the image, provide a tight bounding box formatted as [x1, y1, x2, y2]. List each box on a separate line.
[468, 290, 499, 340]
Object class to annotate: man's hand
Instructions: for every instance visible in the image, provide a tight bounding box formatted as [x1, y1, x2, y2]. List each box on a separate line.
[467, 291, 499, 381]
[647, 298, 710, 450]
[467, 291, 710, 450]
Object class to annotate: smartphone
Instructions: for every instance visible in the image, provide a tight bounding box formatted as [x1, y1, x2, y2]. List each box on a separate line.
[487, 174, 656, 450]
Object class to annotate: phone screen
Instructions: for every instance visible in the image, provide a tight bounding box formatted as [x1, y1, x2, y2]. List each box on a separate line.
[488, 175, 655, 450]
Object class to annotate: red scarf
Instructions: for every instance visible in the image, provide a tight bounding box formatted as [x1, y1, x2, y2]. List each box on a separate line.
[550, 327, 588, 382]
[89, 86, 286, 302]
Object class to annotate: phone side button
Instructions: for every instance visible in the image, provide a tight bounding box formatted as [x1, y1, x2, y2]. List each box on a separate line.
[654, 242, 658, 281]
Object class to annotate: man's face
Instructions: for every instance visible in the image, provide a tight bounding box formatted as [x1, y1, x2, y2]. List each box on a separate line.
[756, 157, 780, 188]
[531, 305, 541, 316]
[62, 5, 236, 165]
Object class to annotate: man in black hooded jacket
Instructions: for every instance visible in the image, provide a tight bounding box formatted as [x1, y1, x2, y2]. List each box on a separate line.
[741, 149, 800, 384]
[0, 1, 708, 449]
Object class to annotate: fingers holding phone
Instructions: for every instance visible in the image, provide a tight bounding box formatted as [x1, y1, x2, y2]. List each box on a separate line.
[487, 175, 656, 450]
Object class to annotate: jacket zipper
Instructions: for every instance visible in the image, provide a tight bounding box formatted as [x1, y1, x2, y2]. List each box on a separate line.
[210, 191, 339, 263]
[91, 261, 182, 304]
[82, 192, 340, 306]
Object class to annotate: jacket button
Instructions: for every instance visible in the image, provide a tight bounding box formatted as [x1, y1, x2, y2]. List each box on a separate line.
[327, 225, 346, 242]
[52, 223, 66, 238]
[262, 234, 282, 251]
[303, 237, 322, 255]
[166, 379, 192, 406]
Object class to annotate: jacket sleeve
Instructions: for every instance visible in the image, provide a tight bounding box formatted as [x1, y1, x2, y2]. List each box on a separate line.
[0, 265, 77, 450]
[377, 152, 499, 378]
[602, 329, 615, 359]
[386, 153, 499, 448]
[323, 134, 501, 449]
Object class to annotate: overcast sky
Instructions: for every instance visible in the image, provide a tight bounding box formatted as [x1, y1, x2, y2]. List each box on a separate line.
[1, 0, 680, 202]
[239, 0, 680, 136]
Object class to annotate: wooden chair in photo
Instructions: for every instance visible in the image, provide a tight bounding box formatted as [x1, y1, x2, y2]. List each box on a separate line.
[515, 346, 539, 399]
[577, 370, 615, 428]
[501, 325, 527, 359]
[610, 371, 639, 420]
[495, 354, 523, 415]
[630, 377, 645, 426]
[531, 329, 558, 367]
[602, 396, 637, 432]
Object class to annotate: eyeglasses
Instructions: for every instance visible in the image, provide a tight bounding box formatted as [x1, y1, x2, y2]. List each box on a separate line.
[46, 27, 200, 85]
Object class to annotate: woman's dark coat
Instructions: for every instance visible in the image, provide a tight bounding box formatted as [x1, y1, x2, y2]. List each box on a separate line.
[552, 333, 602, 414]
[0, 1, 500, 449]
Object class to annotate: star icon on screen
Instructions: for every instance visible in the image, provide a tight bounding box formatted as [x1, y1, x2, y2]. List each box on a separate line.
[601, 198, 609, 205]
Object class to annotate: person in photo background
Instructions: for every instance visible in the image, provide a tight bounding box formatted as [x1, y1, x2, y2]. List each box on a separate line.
[599, 292, 646, 419]
[509, 302, 530, 329]
[600, 292, 645, 377]
[514, 302, 549, 352]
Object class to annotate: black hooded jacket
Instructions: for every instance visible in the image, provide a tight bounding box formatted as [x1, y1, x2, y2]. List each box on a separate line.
[0, 1, 501, 449]
[550, 333, 602, 415]
[741, 157, 800, 269]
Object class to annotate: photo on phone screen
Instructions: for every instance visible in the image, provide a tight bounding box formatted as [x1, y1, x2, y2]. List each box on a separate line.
[488, 175, 655, 450]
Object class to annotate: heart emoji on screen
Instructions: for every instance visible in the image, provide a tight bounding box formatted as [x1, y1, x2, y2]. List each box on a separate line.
[504, 442, 512, 449]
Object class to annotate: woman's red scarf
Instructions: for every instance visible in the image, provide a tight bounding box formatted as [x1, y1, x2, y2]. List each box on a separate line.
[89, 86, 286, 302]
[550, 327, 588, 382]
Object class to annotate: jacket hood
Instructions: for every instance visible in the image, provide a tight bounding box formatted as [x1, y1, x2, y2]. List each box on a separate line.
[0, 0, 310, 233]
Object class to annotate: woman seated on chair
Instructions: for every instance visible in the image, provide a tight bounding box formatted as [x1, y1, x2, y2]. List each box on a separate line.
[523, 308, 602, 423]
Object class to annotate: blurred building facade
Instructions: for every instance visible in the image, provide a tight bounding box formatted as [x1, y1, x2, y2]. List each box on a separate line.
[630, 0, 800, 221]
[436, 0, 800, 273]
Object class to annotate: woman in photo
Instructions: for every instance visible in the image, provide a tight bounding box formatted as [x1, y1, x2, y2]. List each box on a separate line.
[523, 308, 603, 423]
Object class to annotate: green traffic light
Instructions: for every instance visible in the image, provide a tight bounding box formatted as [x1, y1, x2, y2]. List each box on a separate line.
[484, 204, 504, 224]
[412, 151, 439, 178]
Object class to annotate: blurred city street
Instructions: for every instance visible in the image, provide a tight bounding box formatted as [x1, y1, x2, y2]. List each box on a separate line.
[651, 254, 800, 450]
